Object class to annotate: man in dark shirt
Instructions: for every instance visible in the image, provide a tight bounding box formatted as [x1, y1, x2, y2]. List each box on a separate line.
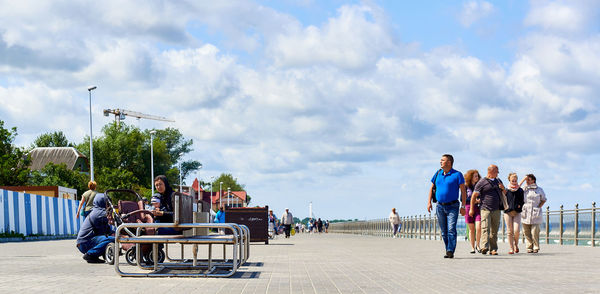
[470, 164, 505, 255]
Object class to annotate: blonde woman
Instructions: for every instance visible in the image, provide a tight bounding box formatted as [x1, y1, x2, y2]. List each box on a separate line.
[76, 181, 97, 219]
[464, 170, 482, 253]
[504, 173, 524, 254]
[520, 174, 546, 253]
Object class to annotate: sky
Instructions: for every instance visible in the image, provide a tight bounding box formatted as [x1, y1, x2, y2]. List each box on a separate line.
[1, 0, 599, 220]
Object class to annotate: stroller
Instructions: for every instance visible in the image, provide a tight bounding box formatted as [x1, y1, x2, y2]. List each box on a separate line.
[103, 189, 165, 265]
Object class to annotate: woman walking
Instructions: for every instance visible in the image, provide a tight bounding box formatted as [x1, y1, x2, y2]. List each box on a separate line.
[76, 181, 98, 220]
[464, 170, 482, 253]
[520, 174, 546, 253]
[504, 173, 524, 254]
[389, 208, 401, 238]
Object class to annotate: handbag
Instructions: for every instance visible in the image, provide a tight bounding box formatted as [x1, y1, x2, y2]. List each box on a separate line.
[431, 169, 442, 203]
[488, 178, 508, 210]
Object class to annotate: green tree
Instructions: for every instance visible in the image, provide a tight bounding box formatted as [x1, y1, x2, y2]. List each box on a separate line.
[76, 122, 201, 199]
[0, 120, 30, 186]
[210, 173, 252, 207]
[31, 131, 73, 148]
[211, 173, 245, 192]
[28, 163, 88, 197]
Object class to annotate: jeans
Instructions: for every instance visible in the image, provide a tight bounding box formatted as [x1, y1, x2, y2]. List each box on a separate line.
[436, 202, 459, 253]
[78, 235, 115, 258]
[392, 224, 400, 236]
[480, 209, 501, 251]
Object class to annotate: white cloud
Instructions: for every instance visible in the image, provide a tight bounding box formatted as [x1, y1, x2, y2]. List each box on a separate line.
[524, 1, 587, 33]
[0, 1, 599, 218]
[266, 4, 398, 69]
[459, 1, 494, 28]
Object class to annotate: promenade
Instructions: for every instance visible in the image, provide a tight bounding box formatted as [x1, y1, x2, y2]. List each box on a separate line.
[1, 234, 598, 293]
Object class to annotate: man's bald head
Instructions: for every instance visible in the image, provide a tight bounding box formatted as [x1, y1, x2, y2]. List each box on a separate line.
[487, 164, 499, 178]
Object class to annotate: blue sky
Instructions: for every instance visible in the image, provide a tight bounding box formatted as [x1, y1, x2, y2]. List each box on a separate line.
[0, 0, 599, 220]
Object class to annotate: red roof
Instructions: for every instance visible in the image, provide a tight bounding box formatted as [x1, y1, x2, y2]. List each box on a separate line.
[208, 191, 247, 204]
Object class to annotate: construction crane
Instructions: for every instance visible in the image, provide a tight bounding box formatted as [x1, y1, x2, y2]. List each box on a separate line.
[103, 108, 175, 126]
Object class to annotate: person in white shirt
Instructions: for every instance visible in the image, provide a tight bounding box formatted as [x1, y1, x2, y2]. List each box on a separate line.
[519, 174, 547, 253]
[281, 208, 294, 238]
[389, 208, 401, 238]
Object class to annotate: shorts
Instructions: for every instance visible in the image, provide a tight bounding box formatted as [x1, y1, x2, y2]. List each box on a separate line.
[465, 204, 481, 223]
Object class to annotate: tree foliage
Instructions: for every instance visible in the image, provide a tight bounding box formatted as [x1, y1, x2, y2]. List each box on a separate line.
[28, 162, 88, 196]
[76, 122, 202, 199]
[31, 131, 73, 148]
[0, 121, 30, 186]
[209, 173, 251, 205]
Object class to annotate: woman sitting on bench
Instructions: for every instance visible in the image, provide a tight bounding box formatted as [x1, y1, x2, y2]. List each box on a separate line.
[151, 175, 181, 235]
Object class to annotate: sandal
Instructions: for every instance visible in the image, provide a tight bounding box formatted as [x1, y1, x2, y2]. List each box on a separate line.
[470, 248, 476, 254]
[476, 245, 481, 253]
[508, 251, 514, 254]
[490, 250, 498, 255]
[515, 246, 519, 253]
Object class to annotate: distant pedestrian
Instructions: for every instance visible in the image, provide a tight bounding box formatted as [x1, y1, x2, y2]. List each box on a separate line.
[282, 208, 294, 238]
[470, 165, 506, 255]
[317, 218, 323, 233]
[76, 181, 98, 219]
[504, 173, 524, 254]
[427, 154, 467, 259]
[325, 220, 329, 233]
[268, 210, 278, 235]
[520, 174, 546, 253]
[389, 208, 401, 238]
[464, 170, 482, 253]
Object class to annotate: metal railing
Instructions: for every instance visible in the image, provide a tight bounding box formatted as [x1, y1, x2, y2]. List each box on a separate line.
[329, 202, 599, 247]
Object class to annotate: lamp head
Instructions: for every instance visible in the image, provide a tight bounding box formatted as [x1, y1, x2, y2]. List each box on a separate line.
[88, 86, 97, 91]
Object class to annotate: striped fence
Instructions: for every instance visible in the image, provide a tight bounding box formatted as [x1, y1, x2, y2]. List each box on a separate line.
[0, 188, 83, 236]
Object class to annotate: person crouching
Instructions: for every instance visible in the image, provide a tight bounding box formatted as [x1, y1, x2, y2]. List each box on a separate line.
[76, 194, 115, 263]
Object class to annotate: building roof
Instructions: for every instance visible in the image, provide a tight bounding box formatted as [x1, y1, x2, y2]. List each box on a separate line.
[208, 191, 247, 204]
[29, 147, 87, 171]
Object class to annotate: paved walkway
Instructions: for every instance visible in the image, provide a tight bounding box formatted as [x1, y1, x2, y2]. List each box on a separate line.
[1, 234, 599, 293]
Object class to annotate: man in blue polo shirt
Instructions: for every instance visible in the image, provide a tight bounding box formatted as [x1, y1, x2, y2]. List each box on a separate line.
[427, 154, 467, 258]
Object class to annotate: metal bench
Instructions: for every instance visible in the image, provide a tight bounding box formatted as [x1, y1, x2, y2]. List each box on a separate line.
[113, 193, 250, 278]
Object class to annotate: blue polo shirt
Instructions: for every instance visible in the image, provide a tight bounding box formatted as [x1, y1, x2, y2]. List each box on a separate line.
[431, 168, 465, 203]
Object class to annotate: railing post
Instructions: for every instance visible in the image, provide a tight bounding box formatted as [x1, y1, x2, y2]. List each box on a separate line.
[592, 202, 596, 247]
[591, 202, 596, 247]
[419, 214, 423, 239]
[560, 205, 564, 245]
[545, 206, 550, 245]
[574, 204, 579, 246]
[434, 215, 438, 240]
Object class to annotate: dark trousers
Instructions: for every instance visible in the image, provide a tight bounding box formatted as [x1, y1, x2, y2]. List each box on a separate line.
[284, 224, 291, 237]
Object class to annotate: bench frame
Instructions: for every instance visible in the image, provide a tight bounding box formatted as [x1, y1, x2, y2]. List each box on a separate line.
[114, 222, 249, 277]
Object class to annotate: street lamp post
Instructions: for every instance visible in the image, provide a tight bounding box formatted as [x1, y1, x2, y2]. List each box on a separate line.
[179, 161, 182, 193]
[87, 86, 97, 181]
[150, 130, 156, 195]
[219, 182, 223, 208]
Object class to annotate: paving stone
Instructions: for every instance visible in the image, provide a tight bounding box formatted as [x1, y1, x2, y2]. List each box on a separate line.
[0, 233, 598, 293]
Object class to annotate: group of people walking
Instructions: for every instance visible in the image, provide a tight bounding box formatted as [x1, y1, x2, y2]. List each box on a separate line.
[427, 154, 547, 258]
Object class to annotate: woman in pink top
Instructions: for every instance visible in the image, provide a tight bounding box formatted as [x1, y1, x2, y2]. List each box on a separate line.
[464, 170, 482, 253]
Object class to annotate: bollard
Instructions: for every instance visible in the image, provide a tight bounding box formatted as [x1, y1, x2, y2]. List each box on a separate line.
[574, 204, 579, 246]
